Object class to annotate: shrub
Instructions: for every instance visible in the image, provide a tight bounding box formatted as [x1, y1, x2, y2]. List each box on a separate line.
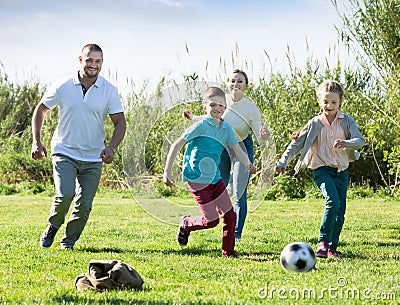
[265, 174, 306, 200]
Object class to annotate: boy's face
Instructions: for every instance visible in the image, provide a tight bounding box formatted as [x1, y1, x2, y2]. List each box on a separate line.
[203, 96, 227, 120]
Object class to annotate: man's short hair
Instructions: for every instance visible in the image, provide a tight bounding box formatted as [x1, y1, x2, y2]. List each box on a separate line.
[81, 43, 103, 55]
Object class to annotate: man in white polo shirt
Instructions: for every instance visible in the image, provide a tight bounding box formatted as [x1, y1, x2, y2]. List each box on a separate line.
[31, 43, 126, 250]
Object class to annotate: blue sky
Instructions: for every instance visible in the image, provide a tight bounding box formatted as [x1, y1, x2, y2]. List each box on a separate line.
[0, 0, 348, 96]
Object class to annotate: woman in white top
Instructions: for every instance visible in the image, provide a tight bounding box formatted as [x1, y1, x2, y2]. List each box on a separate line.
[184, 69, 269, 241]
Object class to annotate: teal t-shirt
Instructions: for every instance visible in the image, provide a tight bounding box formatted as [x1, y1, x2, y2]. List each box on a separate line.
[182, 117, 238, 184]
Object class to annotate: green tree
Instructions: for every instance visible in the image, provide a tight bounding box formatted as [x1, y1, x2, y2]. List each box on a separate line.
[333, 0, 400, 192]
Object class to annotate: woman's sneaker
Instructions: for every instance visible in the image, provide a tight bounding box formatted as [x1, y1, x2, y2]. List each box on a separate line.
[177, 216, 190, 247]
[316, 242, 329, 258]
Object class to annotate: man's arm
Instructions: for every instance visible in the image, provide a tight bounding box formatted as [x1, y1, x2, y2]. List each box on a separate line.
[31, 103, 50, 160]
[100, 112, 127, 164]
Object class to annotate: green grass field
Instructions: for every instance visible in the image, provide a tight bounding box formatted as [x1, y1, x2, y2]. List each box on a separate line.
[0, 193, 398, 304]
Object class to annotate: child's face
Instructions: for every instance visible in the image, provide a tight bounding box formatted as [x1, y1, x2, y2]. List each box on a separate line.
[227, 72, 248, 92]
[203, 96, 227, 120]
[319, 91, 341, 118]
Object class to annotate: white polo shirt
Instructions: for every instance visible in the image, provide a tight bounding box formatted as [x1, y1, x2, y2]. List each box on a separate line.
[41, 73, 124, 162]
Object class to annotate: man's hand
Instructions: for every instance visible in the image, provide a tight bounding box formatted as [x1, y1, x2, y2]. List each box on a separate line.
[31, 142, 47, 160]
[100, 147, 115, 164]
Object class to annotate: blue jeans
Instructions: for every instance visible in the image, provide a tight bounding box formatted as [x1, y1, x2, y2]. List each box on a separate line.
[48, 154, 102, 248]
[219, 134, 254, 240]
[313, 166, 348, 249]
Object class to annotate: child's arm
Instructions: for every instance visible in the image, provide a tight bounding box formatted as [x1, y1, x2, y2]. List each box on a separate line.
[334, 116, 364, 151]
[337, 115, 364, 149]
[231, 144, 256, 174]
[163, 136, 187, 188]
[183, 110, 205, 122]
[276, 123, 310, 173]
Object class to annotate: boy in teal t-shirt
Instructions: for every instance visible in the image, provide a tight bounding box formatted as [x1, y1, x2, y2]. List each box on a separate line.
[163, 87, 255, 257]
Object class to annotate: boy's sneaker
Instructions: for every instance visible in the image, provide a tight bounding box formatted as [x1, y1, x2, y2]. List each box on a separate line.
[316, 242, 329, 258]
[40, 224, 58, 248]
[177, 216, 190, 247]
[328, 248, 341, 258]
[222, 251, 237, 258]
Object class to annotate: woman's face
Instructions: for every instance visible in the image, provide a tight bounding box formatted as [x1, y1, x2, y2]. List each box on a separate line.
[227, 72, 248, 92]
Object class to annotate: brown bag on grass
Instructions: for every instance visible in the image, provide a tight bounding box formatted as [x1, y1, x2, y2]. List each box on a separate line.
[75, 260, 144, 292]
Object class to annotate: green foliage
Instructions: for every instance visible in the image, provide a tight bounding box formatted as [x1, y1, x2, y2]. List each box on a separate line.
[0, 184, 17, 195]
[0, 152, 52, 184]
[0, 182, 53, 195]
[1, 0, 400, 194]
[333, 0, 400, 190]
[0, 195, 399, 304]
[333, 0, 400, 81]
[265, 174, 306, 200]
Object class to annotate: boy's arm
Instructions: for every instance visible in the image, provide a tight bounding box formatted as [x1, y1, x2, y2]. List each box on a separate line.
[163, 136, 187, 188]
[183, 110, 205, 122]
[231, 144, 256, 174]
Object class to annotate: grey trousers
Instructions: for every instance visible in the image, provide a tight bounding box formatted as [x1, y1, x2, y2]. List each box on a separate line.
[48, 154, 102, 248]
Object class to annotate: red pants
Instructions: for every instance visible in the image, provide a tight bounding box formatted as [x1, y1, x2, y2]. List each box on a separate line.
[184, 179, 236, 257]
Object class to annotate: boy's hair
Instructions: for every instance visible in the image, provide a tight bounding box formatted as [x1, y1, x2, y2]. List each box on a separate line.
[203, 87, 226, 104]
[81, 43, 103, 55]
[227, 69, 249, 85]
[316, 80, 344, 100]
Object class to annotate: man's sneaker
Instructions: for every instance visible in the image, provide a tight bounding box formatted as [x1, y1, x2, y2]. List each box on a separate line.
[328, 248, 341, 258]
[177, 216, 190, 247]
[40, 224, 58, 248]
[316, 242, 329, 258]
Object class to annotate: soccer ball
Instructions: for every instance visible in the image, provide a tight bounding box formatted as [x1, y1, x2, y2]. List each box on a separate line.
[280, 242, 316, 272]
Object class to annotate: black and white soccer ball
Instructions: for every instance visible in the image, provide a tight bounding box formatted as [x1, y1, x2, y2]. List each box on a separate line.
[280, 242, 316, 272]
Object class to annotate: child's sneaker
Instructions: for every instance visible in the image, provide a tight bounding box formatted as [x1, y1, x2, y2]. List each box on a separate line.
[177, 216, 190, 247]
[222, 251, 237, 258]
[328, 248, 341, 258]
[316, 242, 329, 258]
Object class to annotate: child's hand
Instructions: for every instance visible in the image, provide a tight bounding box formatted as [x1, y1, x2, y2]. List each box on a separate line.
[333, 139, 347, 149]
[163, 174, 174, 192]
[183, 110, 193, 120]
[260, 126, 270, 140]
[276, 166, 285, 174]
